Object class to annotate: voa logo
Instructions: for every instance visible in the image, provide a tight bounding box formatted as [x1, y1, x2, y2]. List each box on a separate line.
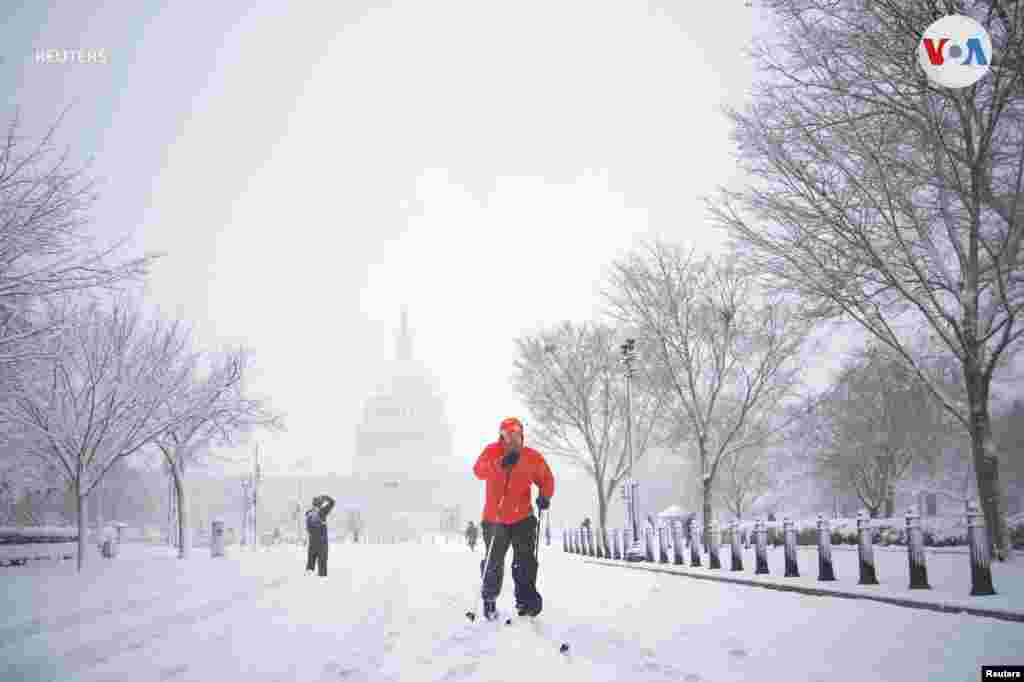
[918, 14, 992, 89]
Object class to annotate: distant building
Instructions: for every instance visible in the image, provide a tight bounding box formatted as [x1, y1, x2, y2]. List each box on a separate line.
[350, 307, 456, 536]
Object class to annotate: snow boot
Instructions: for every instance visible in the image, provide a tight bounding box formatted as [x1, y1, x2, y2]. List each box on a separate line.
[483, 599, 498, 621]
[517, 596, 542, 617]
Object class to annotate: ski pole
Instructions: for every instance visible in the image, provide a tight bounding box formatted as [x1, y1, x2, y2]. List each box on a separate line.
[534, 509, 544, 566]
[481, 458, 514, 593]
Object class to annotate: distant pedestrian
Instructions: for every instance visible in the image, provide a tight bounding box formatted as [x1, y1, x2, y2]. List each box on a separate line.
[465, 521, 479, 550]
[305, 494, 335, 576]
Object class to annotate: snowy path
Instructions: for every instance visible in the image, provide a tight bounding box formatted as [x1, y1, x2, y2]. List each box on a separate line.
[1, 541, 1022, 681]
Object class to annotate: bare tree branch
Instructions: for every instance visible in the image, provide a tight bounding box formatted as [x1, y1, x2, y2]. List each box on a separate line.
[604, 243, 811, 537]
[706, 0, 1022, 558]
[512, 321, 669, 533]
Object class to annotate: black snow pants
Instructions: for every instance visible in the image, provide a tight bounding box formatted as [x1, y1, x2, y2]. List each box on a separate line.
[479, 515, 541, 610]
[306, 536, 328, 576]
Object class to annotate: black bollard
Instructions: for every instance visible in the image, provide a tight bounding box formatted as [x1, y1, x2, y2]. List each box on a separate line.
[905, 506, 930, 589]
[689, 518, 702, 567]
[708, 520, 721, 569]
[730, 520, 744, 571]
[671, 519, 685, 565]
[967, 503, 996, 596]
[816, 513, 836, 581]
[755, 518, 769, 574]
[783, 517, 800, 577]
[857, 511, 879, 585]
[644, 526, 655, 562]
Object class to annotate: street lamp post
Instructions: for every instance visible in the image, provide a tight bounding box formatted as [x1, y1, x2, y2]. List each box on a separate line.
[621, 338, 645, 561]
[253, 444, 262, 549]
[240, 476, 251, 546]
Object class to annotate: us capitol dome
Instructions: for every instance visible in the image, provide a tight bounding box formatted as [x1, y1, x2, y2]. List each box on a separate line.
[350, 308, 459, 535]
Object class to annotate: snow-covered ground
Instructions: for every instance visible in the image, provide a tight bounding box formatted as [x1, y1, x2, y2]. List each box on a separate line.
[2, 539, 1022, 681]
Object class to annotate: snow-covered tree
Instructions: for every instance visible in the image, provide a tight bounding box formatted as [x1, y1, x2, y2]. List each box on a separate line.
[604, 244, 810, 541]
[809, 345, 952, 518]
[0, 298, 200, 570]
[512, 321, 669, 536]
[0, 110, 155, 372]
[716, 444, 777, 521]
[154, 347, 284, 558]
[705, 0, 1023, 558]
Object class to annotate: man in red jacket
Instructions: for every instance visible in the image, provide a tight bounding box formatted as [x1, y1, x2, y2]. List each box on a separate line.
[473, 417, 555, 620]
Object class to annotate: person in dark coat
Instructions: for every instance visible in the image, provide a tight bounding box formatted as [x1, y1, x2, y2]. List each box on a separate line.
[465, 521, 479, 550]
[305, 494, 335, 576]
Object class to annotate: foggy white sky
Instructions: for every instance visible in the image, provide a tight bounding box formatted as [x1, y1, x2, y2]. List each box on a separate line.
[4, 2, 863, 479]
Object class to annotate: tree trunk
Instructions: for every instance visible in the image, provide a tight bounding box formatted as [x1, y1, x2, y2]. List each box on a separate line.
[174, 457, 190, 559]
[96, 478, 104, 541]
[75, 480, 86, 573]
[166, 463, 177, 548]
[702, 478, 713, 552]
[596, 478, 609, 537]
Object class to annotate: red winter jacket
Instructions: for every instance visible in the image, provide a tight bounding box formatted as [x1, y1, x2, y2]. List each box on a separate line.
[473, 441, 555, 525]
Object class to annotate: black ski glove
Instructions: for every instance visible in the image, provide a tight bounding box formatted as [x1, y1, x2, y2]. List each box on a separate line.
[536, 495, 550, 511]
[500, 450, 520, 469]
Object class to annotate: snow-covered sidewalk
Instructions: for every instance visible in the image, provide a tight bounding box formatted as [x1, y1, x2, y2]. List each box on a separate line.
[575, 542, 1024, 620]
[1, 540, 1022, 681]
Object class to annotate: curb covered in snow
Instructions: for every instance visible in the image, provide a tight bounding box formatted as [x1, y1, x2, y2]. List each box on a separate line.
[580, 557, 1024, 624]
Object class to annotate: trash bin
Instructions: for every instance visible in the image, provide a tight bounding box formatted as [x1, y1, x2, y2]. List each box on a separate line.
[211, 519, 225, 558]
[96, 526, 117, 558]
[110, 522, 126, 557]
